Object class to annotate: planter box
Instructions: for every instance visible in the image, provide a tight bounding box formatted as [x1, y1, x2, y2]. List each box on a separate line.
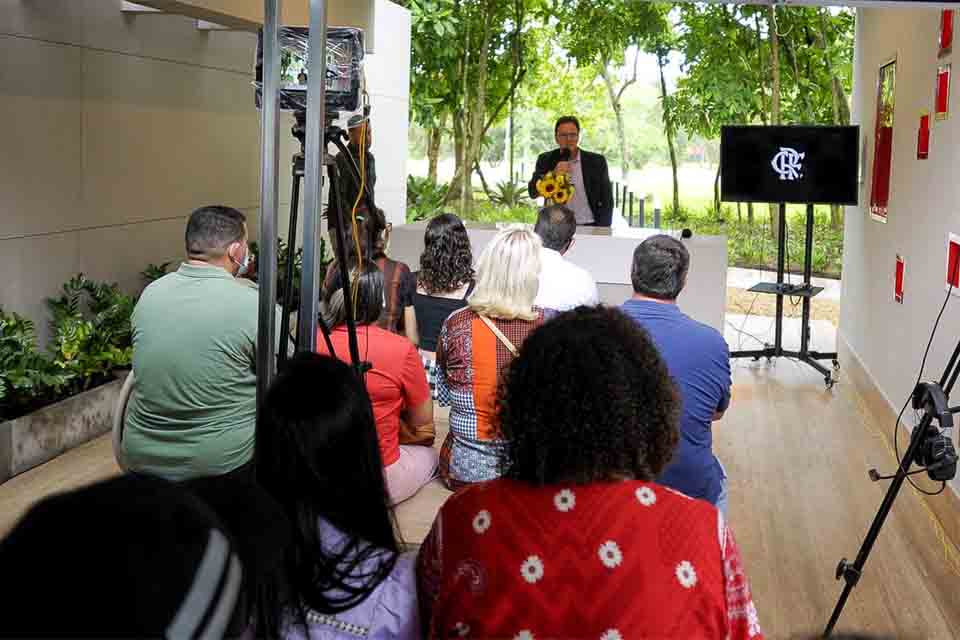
[0, 373, 127, 484]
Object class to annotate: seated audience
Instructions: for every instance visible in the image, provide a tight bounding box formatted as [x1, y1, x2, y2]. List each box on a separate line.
[413, 213, 475, 394]
[318, 260, 437, 505]
[418, 307, 763, 639]
[326, 207, 417, 342]
[256, 353, 419, 639]
[0, 475, 244, 638]
[124, 205, 275, 484]
[533, 204, 599, 311]
[435, 225, 547, 489]
[621, 235, 733, 514]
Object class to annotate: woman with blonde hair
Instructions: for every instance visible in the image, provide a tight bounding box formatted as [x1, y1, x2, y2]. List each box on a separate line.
[435, 224, 548, 489]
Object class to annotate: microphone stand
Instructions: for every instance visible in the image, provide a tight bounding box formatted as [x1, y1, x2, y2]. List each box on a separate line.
[824, 336, 960, 635]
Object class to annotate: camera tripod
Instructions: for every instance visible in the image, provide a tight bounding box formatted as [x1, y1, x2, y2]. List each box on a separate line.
[824, 337, 959, 635]
[277, 110, 374, 378]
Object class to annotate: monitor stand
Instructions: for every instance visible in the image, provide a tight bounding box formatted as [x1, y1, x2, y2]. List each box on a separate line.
[730, 202, 839, 388]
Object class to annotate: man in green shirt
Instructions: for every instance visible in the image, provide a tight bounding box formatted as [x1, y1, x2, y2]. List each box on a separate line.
[123, 206, 261, 482]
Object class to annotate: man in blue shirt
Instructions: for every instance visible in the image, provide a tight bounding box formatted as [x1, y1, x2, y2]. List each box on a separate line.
[621, 235, 732, 515]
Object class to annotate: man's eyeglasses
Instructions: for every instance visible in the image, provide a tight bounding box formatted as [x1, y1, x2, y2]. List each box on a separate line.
[557, 132, 579, 140]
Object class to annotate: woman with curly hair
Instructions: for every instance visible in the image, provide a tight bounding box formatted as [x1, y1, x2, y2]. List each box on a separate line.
[417, 306, 764, 640]
[412, 213, 475, 393]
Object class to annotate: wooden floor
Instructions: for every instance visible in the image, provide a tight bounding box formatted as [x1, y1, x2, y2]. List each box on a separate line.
[2, 362, 959, 638]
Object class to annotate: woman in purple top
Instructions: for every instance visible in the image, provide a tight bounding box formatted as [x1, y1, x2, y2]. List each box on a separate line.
[255, 353, 419, 639]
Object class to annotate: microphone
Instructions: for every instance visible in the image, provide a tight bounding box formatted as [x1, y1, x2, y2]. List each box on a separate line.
[559, 148, 571, 162]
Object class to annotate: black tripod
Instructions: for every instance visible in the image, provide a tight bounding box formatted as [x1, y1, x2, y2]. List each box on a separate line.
[730, 202, 839, 388]
[824, 344, 959, 635]
[277, 110, 373, 378]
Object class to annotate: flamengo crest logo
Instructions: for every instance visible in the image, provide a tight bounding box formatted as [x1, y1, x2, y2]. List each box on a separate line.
[771, 147, 805, 181]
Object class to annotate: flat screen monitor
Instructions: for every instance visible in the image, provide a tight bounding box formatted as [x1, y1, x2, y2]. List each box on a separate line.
[254, 26, 364, 113]
[720, 125, 860, 205]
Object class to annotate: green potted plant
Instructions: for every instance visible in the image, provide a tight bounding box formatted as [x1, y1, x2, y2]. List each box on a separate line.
[0, 275, 135, 483]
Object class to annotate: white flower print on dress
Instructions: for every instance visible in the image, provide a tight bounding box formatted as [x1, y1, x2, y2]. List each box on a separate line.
[600, 630, 623, 640]
[514, 632, 535, 640]
[598, 541, 623, 569]
[746, 601, 761, 637]
[676, 560, 698, 588]
[453, 622, 471, 637]
[554, 488, 576, 512]
[635, 486, 657, 507]
[472, 510, 492, 534]
[520, 556, 545, 583]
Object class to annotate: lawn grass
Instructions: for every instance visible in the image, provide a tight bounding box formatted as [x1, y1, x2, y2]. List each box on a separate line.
[409, 161, 845, 278]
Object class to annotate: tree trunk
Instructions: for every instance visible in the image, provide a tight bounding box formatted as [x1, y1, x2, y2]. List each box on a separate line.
[657, 51, 680, 215]
[474, 160, 493, 199]
[599, 62, 631, 182]
[783, 37, 812, 123]
[768, 6, 782, 241]
[427, 124, 443, 184]
[737, 202, 742, 222]
[754, 14, 769, 126]
[446, 113, 467, 207]
[817, 9, 849, 231]
[747, 202, 755, 225]
[713, 163, 721, 219]
[458, 4, 473, 213]
[460, 1, 494, 212]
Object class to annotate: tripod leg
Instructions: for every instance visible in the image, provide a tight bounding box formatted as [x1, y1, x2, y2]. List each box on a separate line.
[775, 203, 786, 356]
[801, 204, 813, 357]
[824, 409, 937, 635]
[279, 168, 301, 366]
[325, 142, 366, 377]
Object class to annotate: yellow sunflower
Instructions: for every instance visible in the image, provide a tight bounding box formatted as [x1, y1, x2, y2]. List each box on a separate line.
[553, 187, 574, 205]
[537, 175, 558, 199]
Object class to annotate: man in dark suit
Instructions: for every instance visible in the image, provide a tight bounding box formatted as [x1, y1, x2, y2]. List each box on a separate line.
[528, 116, 614, 227]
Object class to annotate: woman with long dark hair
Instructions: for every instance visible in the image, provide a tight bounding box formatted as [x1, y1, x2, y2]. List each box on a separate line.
[256, 353, 419, 638]
[319, 261, 437, 505]
[418, 307, 763, 639]
[413, 213, 475, 397]
[325, 207, 418, 343]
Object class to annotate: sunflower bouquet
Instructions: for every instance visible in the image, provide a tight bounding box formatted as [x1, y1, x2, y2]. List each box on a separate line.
[535, 171, 575, 205]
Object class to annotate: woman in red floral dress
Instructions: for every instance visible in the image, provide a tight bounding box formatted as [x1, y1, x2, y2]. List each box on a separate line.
[417, 306, 763, 639]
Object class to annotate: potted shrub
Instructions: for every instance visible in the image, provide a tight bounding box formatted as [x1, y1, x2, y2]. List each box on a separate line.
[0, 275, 134, 482]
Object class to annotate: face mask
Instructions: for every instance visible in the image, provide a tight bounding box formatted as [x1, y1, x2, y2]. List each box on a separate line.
[230, 244, 251, 277]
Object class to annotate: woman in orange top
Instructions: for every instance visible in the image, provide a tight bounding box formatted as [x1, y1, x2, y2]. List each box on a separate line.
[318, 260, 436, 505]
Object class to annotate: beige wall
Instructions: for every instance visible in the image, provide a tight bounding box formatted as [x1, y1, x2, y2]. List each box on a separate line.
[842, 7, 959, 495]
[0, 1, 262, 345]
[0, 0, 410, 345]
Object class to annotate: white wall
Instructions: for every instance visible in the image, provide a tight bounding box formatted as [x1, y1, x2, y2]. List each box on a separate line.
[275, 0, 411, 245]
[0, 0, 411, 343]
[364, 0, 411, 227]
[843, 7, 960, 494]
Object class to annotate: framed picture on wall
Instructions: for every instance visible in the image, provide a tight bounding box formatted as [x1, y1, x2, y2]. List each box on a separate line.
[940, 9, 954, 58]
[936, 64, 951, 121]
[870, 58, 896, 223]
[918, 113, 931, 159]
